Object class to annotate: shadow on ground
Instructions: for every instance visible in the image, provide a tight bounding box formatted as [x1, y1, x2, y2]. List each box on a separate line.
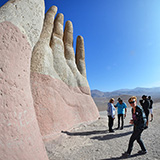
[114, 124, 133, 130]
[91, 131, 132, 141]
[100, 153, 143, 160]
[61, 129, 132, 141]
[61, 124, 132, 137]
[124, 124, 133, 128]
[61, 130, 108, 136]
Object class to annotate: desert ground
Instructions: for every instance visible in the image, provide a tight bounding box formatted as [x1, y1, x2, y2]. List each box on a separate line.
[46, 103, 160, 160]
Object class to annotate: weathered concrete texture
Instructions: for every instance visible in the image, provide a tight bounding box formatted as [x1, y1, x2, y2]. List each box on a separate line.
[31, 72, 99, 142]
[31, 6, 99, 142]
[0, 0, 45, 48]
[0, 21, 48, 160]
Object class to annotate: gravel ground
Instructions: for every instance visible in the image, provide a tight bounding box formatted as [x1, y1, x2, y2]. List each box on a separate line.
[46, 103, 160, 160]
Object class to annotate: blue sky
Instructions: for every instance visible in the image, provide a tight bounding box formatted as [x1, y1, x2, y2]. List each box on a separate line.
[1, 0, 160, 91]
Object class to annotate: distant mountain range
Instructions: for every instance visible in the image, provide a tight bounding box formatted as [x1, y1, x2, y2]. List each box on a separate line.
[91, 87, 160, 111]
[91, 87, 160, 98]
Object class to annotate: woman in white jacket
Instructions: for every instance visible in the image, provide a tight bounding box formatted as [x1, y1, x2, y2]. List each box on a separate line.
[107, 98, 116, 132]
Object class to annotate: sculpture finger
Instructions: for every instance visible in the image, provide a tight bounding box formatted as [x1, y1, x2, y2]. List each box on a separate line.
[40, 6, 57, 44]
[76, 36, 87, 78]
[52, 13, 64, 39]
[63, 20, 75, 60]
[63, 21, 90, 94]
[50, 14, 77, 87]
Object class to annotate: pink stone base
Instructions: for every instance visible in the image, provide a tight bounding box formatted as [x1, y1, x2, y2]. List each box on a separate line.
[0, 22, 48, 160]
[31, 72, 99, 141]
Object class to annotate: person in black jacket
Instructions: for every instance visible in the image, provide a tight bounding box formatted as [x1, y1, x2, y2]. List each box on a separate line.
[139, 95, 150, 126]
[122, 96, 147, 158]
[148, 96, 153, 122]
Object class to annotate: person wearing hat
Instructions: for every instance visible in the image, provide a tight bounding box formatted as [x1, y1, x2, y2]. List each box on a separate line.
[122, 96, 147, 158]
[115, 98, 127, 130]
[139, 95, 150, 127]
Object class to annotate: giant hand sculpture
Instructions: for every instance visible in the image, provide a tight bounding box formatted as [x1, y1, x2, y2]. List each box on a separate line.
[31, 6, 99, 141]
[0, 0, 99, 159]
[0, 0, 49, 160]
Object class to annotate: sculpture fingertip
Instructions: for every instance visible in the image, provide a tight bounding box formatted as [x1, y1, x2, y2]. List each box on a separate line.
[47, 5, 58, 14]
[63, 20, 73, 46]
[65, 20, 73, 32]
[77, 35, 84, 40]
[77, 35, 84, 48]
[55, 13, 64, 24]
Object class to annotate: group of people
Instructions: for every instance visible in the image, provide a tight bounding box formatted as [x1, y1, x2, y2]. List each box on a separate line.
[107, 98, 127, 132]
[139, 95, 154, 125]
[107, 95, 154, 158]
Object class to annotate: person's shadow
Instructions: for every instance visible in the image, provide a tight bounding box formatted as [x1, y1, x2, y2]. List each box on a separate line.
[62, 130, 132, 141]
[123, 124, 133, 128]
[90, 131, 132, 141]
[62, 124, 132, 137]
[100, 152, 143, 160]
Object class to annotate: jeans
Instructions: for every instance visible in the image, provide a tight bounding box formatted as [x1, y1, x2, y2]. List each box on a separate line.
[108, 115, 114, 131]
[144, 110, 149, 120]
[118, 114, 124, 128]
[127, 127, 146, 154]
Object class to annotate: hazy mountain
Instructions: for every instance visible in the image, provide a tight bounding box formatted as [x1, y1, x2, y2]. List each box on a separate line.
[91, 87, 160, 98]
[91, 87, 160, 111]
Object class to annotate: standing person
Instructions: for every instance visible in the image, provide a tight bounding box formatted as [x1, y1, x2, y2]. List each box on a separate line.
[107, 98, 116, 132]
[139, 95, 150, 126]
[122, 96, 147, 158]
[115, 98, 127, 130]
[148, 96, 153, 122]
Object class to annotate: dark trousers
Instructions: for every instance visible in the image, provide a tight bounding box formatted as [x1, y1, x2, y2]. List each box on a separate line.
[108, 116, 114, 131]
[144, 110, 149, 120]
[118, 114, 124, 128]
[127, 127, 146, 154]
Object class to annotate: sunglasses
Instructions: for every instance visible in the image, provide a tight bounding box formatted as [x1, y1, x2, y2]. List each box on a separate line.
[129, 101, 135, 104]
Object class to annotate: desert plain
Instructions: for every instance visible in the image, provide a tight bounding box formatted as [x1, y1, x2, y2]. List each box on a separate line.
[45, 103, 160, 160]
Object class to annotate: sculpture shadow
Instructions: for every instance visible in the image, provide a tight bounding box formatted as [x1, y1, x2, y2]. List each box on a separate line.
[91, 131, 132, 141]
[100, 153, 143, 160]
[61, 130, 108, 136]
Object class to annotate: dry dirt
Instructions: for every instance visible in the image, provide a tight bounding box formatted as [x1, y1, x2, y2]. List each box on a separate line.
[46, 103, 160, 160]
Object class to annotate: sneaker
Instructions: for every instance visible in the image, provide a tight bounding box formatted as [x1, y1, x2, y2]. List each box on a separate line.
[138, 150, 147, 154]
[115, 127, 120, 130]
[109, 130, 114, 133]
[144, 126, 148, 129]
[122, 152, 131, 158]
